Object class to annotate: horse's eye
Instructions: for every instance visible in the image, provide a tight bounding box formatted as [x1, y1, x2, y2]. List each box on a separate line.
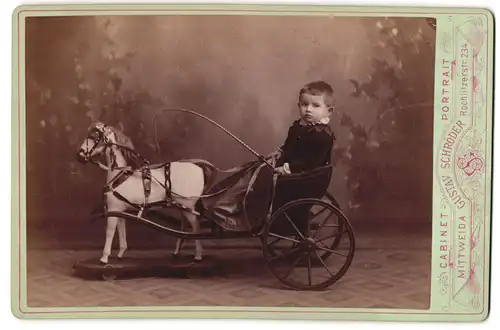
[89, 131, 100, 140]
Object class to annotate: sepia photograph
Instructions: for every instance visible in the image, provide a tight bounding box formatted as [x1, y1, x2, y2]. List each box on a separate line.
[23, 13, 437, 310]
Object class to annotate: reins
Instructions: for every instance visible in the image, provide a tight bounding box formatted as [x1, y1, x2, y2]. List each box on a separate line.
[82, 108, 335, 203]
[81, 108, 292, 202]
[153, 108, 275, 169]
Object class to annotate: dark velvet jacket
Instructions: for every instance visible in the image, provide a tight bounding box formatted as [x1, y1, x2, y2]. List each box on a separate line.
[277, 119, 335, 173]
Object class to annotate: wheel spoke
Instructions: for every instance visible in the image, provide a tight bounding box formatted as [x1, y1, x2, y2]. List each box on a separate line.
[267, 237, 284, 256]
[269, 246, 303, 262]
[316, 241, 349, 258]
[284, 212, 305, 239]
[268, 237, 282, 247]
[282, 252, 304, 279]
[317, 230, 348, 243]
[310, 223, 339, 230]
[312, 211, 335, 238]
[314, 251, 335, 278]
[310, 206, 329, 219]
[268, 232, 301, 244]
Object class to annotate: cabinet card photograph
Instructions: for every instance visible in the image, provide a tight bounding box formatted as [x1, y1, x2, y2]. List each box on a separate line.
[11, 4, 493, 322]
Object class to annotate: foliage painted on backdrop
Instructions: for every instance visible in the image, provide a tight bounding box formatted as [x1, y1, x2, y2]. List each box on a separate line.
[333, 18, 435, 221]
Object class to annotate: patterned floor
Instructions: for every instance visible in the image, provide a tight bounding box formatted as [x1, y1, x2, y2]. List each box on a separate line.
[26, 245, 431, 309]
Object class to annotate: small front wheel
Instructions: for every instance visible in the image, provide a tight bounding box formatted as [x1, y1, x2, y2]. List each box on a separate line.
[263, 198, 355, 291]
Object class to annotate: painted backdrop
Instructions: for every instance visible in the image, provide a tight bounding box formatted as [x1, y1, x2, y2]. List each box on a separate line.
[25, 15, 436, 248]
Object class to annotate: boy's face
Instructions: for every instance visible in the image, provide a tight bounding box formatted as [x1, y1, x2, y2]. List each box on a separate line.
[298, 92, 332, 124]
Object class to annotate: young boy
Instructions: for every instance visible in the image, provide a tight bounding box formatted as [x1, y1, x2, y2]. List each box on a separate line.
[270, 80, 336, 175]
[212, 81, 336, 231]
[268, 81, 336, 235]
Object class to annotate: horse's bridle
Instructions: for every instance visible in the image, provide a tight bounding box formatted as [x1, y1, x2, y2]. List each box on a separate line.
[79, 125, 150, 170]
[80, 125, 109, 163]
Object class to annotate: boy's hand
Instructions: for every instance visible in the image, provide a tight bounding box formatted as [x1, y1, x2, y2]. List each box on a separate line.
[274, 163, 291, 175]
[274, 166, 286, 175]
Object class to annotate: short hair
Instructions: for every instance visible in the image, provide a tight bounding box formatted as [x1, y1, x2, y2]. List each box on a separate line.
[299, 81, 335, 108]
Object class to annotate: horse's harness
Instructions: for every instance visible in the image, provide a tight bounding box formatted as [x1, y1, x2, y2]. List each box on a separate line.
[102, 162, 177, 218]
[82, 124, 330, 221]
[82, 126, 178, 218]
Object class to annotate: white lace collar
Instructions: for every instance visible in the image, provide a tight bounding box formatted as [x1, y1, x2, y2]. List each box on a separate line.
[299, 116, 330, 126]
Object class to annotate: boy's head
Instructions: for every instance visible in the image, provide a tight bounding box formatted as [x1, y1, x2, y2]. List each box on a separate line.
[298, 81, 335, 124]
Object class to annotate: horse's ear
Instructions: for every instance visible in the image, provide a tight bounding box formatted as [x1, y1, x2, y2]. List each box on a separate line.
[90, 121, 105, 132]
[102, 126, 115, 141]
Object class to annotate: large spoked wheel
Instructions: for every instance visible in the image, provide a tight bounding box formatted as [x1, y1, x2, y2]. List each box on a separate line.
[263, 198, 355, 291]
[268, 193, 345, 262]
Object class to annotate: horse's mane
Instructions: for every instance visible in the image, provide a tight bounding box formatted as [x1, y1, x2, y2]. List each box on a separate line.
[110, 126, 142, 167]
[108, 126, 135, 150]
[90, 122, 141, 168]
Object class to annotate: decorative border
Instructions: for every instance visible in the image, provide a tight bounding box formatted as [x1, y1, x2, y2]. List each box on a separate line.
[10, 4, 494, 321]
[433, 14, 490, 315]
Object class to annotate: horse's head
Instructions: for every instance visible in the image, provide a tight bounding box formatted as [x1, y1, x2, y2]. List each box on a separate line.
[77, 122, 140, 168]
[77, 122, 117, 163]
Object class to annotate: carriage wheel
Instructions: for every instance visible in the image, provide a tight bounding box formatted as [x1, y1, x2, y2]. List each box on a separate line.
[263, 198, 355, 291]
[279, 193, 344, 262]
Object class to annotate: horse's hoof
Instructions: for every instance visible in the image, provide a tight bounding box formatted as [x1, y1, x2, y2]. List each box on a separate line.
[117, 250, 127, 259]
[193, 257, 203, 263]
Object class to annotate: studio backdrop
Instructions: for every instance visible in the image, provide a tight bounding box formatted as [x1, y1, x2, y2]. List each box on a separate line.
[25, 15, 436, 249]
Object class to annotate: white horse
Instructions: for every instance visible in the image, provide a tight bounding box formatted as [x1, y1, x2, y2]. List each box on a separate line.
[77, 122, 215, 264]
